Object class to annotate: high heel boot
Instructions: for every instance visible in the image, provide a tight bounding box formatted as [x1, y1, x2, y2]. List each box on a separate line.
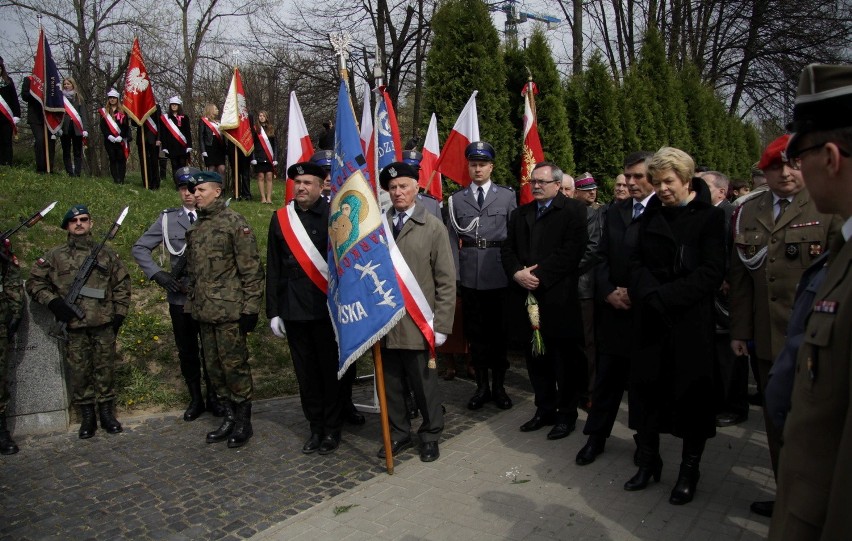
[624, 432, 662, 491]
[669, 437, 705, 505]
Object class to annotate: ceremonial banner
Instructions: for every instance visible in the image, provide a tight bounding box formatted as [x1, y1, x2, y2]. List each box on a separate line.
[420, 113, 442, 201]
[435, 91, 479, 186]
[122, 37, 157, 125]
[327, 80, 405, 379]
[29, 28, 64, 134]
[520, 84, 544, 205]
[365, 86, 403, 190]
[285, 91, 314, 202]
[220, 68, 254, 156]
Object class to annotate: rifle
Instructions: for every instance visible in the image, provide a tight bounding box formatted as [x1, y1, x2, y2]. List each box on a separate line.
[0, 202, 58, 263]
[53, 207, 129, 340]
[169, 253, 189, 293]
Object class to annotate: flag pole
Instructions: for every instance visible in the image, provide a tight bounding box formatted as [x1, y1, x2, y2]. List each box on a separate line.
[142, 133, 149, 189]
[234, 146, 239, 199]
[43, 122, 51, 173]
[372, 343, 394, 474]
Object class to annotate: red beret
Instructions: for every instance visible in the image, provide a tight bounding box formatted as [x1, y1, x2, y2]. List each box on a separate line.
[758, 134, 791, 170]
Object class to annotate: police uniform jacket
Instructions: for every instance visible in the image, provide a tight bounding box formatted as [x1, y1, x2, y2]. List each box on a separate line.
[770, 229, 852, 540]
[132, 207, 193, 305]
[383, 203, 456, 350]
[418, 193, 442, 220]
[266, 198, 329, 321]
[728, 188, 840, 361]
[448, 182, 515, 289]
[26, 233, 130, 329]
[185, 197, 264, 324]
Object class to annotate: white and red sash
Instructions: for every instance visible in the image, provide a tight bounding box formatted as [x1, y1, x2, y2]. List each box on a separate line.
[383, 212, 436, 358]
[201, 117, 222, 141]
[276, 203, 329, 293]
[258, 125, 274, 163]
[99, 107, 130, 159]
[63, 97, 84, 135]
[145, 116, 158, 134]
[0, 95, 16, 135]
[161, 113, 188, 148]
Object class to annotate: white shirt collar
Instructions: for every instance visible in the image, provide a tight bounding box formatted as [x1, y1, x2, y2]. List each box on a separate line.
[772, 193, 793, 205]
[634, 193, 653, 207]
[473, 180, 492, 197]
[184, 206, 196, 216]
[395, 204, 415, 220]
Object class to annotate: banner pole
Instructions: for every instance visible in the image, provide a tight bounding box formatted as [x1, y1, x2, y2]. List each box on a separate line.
[142, 130, 149, 189]
[234, 147, 239, 199]
[43, 121, 50, 173]
[372, 343, 394, 474]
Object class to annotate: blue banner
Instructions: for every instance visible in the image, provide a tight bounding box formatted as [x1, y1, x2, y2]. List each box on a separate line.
[328, 81, 405, 378]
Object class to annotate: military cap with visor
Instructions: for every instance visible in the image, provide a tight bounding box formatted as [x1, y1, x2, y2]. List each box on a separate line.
[465, 141, 495, 162]
[173, 166, 201, 188]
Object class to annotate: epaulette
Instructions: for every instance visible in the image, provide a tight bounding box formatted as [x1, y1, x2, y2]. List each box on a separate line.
[495, 184, 514, 191]
[418, 192, 438, 201]
[163, 207, 181, 214]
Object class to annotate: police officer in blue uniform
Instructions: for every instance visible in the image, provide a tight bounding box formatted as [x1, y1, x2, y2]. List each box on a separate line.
[402, 150, 442, 220]
[448, 141, 517, 410]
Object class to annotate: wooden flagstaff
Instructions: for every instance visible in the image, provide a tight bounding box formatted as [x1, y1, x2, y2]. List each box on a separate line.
[142, 134, 148, 189]
[43, 122, 51, 173]
[234, 146, 240, 199]
[372, 343, 395, 474]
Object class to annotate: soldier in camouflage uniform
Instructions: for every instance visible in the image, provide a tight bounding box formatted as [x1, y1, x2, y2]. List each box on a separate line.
[184, 171, 264, 448]
[26, 205, 131, 439]
[0, 238, 23, 455]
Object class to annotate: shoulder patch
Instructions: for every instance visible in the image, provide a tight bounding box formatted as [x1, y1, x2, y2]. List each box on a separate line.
[36, 257, 47, 266]
[241, 226, 252, 236]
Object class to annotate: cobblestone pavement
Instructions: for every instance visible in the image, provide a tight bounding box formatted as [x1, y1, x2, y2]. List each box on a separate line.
[0, 367, 526, 541]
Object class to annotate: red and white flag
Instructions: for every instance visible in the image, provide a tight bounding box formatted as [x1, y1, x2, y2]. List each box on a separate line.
[420, 113, 442, 201]
[519, 84, 544, 205]
[220, 67, 254, 156]
[435, 91, 479, 186]
[285, 91, 314, 202]
[121, 37, 157, 125]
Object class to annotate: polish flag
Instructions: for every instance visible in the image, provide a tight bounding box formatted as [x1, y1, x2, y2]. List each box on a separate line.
[435, 91, 479, 186]
[220, 67, 254, 156]
[519, 84, 544, 205]
[420, 113, 442, 201]
[121, 37, 157, 125]
[285, 91, 314, 202]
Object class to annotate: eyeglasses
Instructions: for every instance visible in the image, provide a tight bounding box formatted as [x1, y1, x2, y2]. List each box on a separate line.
[528, 178, 558, 186]
[784, 142, 851, 170]
[68, 216, 90, 224]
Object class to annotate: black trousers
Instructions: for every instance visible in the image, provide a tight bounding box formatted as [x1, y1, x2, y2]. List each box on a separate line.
[461, 286, 508, 371]
[61, 133, 83, 176]
[284, 319, 345, 435]
[31, 124, 56, 173]
[168, 154, 188, 178]
[381, 348, 443, 442]
[137, 141, 160, 190]
[104, 142, 126, 183]
[713, 331, 749, 417]
[168, 303, 211, 389]
[583, 351, 632, 438]
[0, 122, 13, 165]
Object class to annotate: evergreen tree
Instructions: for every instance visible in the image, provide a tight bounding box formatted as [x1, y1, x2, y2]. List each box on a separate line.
[563, 74, 583, 172]
[425, 0, 514, 184]
[620, 65, 662, 152]
[503, 45, 527, 184]
[681, 61, 720, 169]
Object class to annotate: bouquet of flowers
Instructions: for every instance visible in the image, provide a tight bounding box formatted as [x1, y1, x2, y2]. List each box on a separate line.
[526, 292, 545, 356]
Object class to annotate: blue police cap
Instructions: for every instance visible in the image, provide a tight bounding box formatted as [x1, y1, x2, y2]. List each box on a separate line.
[465, 141, 495, 162]
[402, 150, 423, 167]
[310, 150, 334, 170]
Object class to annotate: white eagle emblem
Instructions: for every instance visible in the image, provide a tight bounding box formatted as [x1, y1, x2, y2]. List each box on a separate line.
[237, 94, 249, 120]
[126, 67, 150, 94]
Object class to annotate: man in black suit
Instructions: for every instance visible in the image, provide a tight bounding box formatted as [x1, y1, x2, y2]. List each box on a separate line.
[575, 151, 654, 465]
[502, 161, 588, 440]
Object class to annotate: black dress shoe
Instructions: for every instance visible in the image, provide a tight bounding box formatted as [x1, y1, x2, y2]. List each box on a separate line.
[302, 433, 322, 454]
[377, 437, 413, 458]
[318, 433, 340, 455]
[420, 441, 440, 462]
[575, 437, 605, 465]
[346, 410, 366, 425]
[750, 500, 774, 517]
[547, 423, 575, 440]
[715, 412, 747, 427]
[519, 414, 556, 432]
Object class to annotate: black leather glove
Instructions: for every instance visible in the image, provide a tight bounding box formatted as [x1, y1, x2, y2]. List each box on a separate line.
[48, 298, 77, 323]
[112, 314, 126, 334]
[239, 313, 258, 335]
[152, 271, 182, 293]
[7, 318, 21, 337]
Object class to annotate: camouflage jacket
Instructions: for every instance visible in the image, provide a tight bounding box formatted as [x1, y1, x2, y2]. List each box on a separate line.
[0, 246, 24, 326]
[185, 197, 264, 323]
[26, 233, 131, 329]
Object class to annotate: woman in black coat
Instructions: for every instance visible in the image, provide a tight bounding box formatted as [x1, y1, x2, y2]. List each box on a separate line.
[0, 56, 21, 166]
[99, 89, 131, 184]
[625, 147, 726, 505]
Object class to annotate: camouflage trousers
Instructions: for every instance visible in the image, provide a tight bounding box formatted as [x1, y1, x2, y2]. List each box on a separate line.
[198, 321, 253, 403]
[0, 330, 8, 415]
[65, 325, 117, 405]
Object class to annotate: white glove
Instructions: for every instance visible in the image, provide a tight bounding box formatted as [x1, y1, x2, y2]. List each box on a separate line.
[250, 159, 257, 165]
[82, 130, 88, 137]
[115, 135, 122, 142]
[202, 151, 208, 158]
[435, 332, 448, 347]
[162, 149, 169, 156]
[186, 147, 192, 153]
[13, 116, 20, 125]
[108, 135, 117, 143]
[273, 161, 278, 166]
[270, 316, 286, 338]
[56, 128, 63, 136]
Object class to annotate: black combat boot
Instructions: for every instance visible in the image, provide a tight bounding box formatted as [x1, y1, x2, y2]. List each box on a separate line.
[624, 432, 662, 491]
[206, 389, 226, 417]
[227, 401, 253, 448]
[467, 369, 491, 410]
[79, 404, 97, 439]
[491, 369, 513, 410]
[669, 437, 706, 505]
[206, 399, 235, 443]
[0, 413, 19, 455]
[183, 380, 205, 422]
[98, 401, 123, 433]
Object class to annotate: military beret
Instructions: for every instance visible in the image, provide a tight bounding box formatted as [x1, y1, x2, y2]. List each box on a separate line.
[61, 204, 90, 229]
[465, 141, 495, 162]
[402, 150, 423, 167]
[186, 170, 222, 193]
[787, 63, 852, 153]
[287, 161, 327, 180]
[758, 134, 791, 170]
[310, 150, 334, 169]
[379, 162, 419, 190]
[575, 173, 597, 190]
[174, 166, 201, 188]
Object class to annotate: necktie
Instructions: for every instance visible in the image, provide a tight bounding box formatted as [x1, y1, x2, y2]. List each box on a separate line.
[393, 212, 405, 239]
[477, 186, 484, 208]
[776, 198, 790, 224]
[536, 205, 546, 220]
[188, 211, 196, 224]
[632, 202, 643, 220]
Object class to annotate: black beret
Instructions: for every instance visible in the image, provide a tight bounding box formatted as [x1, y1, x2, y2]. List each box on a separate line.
[379, 162, 419, 190]
[287, 161, 327, 180]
